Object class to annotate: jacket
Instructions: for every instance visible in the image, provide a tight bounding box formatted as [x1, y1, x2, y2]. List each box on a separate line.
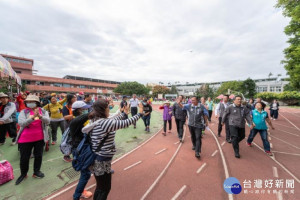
[183, 103, 208, 129]
[16, 108, 50, 143]
[43, 98, 66, 120]
[222, 104, 252, 128]
[0, 102, 17, 124]
[159, 105, 172, 121]
[269, 102, 279, 111]
[172, 102, 187, 121]
[215, 102, 230, 118]
[252, 109, 268, 130]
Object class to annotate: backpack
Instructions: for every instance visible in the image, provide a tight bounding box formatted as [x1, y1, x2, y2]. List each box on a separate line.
[72, 132, 109, 171]
[60, 128, 72, 155]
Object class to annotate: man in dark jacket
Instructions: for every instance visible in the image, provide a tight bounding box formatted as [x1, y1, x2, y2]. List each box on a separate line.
[142, 96, 152, 132]
[222, 95, 254, 158]
[172, 95, 187, 142]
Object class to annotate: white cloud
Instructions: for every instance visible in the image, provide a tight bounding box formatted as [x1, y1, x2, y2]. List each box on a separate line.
[0, 0, 290, 84]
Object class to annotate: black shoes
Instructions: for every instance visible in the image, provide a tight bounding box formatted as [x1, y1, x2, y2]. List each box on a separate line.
[15, 174, 27, 185]
[226, 139, 232, 143]
[33, 171, 45, 178]
[195, 152, 201, 159]
[218, 134, 221, 137]
[192, 146, 195, 150]
[235, 152, 240, 158]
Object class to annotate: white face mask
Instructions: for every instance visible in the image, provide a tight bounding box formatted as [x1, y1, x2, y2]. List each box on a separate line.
[27, 103, 36, 108]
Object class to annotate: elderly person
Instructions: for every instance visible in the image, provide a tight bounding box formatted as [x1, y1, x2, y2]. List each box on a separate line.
[15, 95, 50, 185]
[159, 100, 173, 136]
[0, 92, 17, 145]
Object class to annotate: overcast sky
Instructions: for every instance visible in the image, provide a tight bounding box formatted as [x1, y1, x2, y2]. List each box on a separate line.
[0, 0, 290, 84]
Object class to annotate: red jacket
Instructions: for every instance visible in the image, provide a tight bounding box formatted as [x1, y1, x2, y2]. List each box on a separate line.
[16, 95, 26, 112]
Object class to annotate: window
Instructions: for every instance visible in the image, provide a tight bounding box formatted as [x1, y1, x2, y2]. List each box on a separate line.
[270, 86, 275, 92]
[79, 85, 86, 88]
[22, 80, 30, 84]
[63, 84, 71, 88]
[53, 83, 62, 87]
[276, 86, 282, 92]
[257, 86, 267, 92]
[5, 57, 32, 65]
[15, 70, 22, 74]
[36, 81, 44, 86]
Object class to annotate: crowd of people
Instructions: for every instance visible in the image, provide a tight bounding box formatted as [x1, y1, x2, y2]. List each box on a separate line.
[0, 90, 279, 200]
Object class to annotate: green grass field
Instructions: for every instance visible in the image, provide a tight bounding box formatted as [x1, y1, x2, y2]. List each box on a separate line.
[0, 107, 163, 200]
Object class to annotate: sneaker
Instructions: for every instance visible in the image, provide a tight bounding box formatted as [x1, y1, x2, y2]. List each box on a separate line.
[179, 138, 183, 143]
[33, 171, 45, 178]
[144, 128, 147, 131]
[15, 174, 27, 185]
[63, 156, 72, 162]
[12, 137, 16, 143]
[195, 152, 201, 159]
[192, 146, 195, 150]
[247, 142, 252, 147]
[226, 139, 231, 143]
[265, 151, 273, 156]
[218, 134, 221, 137]
[11, 142, 16, 146]
[134, 126, 136, 129]
[111, 169, 115, 174]
[45, 142, 49, 152]
[81, 190, 93, 199]
[51, 141, 56, 145]
[147, 127, 150, 132]
[162, 132, 166, 136]
[235, 152, 240, 158]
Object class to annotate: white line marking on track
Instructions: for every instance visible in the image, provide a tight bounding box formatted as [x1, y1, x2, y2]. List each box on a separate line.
[251, 141, 300, 184]
[270, 135, 300, 149]
[45, 127, 164, 200]
[279, 113, 300, 131]
[124, 161, 142, 171]
[273, 122, 298, 130]
[171, 185, 187, 200]
[211, 150, 218, 157]
[221, 141, 226, 146]
[273, 166, 278, 178]
[272, 151, 300, 156]
[155, 148, 167, 155]
[276, 128, 299, 137]
[196, 163, 207, 174]
[174, 141, 179, 145]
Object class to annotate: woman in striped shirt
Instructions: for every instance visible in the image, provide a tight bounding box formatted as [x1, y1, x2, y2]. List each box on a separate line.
[82, 99, 144, 200]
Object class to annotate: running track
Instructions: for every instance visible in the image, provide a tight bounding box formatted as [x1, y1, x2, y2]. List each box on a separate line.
[45, 106, 300, 200]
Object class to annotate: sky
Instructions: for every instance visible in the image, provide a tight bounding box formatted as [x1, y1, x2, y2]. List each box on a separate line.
[0, 0, 290, 84]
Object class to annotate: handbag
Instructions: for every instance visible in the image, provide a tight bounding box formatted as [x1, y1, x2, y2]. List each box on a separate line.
[0, 160, 14, 185]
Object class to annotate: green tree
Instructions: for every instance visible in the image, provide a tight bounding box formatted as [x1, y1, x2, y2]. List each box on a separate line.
[170, 85, 178, 94]
[195, 84, 214, 98]
[216, 81, 243, 96]
[152, 85, 170, 97]
[113, 81, 149, 96]
[276, 0, 300, 90]
[240, 78, 256, 98]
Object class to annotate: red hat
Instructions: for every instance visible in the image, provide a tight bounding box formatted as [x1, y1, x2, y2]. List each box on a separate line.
[79, 91, 84, 95]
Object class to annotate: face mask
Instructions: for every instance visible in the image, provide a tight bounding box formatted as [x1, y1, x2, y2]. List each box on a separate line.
[27, 103, 36, 108]
[109, 105, 113, 110]
[82, 110, 88, 115]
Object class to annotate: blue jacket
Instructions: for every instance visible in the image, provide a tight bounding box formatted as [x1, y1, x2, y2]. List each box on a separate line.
[252, 109, 268, 130]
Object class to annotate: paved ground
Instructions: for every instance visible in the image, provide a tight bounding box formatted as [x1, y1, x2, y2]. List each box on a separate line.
[45, 106, 300, 200]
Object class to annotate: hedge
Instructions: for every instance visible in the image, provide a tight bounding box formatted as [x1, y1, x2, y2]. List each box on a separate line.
[255, 91, 300, 105]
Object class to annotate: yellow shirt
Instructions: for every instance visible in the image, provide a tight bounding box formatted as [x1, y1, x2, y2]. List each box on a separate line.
[43, 98, 67, 120]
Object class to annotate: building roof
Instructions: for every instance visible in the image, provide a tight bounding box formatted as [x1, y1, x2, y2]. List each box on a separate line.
[63, 75, 121, 84]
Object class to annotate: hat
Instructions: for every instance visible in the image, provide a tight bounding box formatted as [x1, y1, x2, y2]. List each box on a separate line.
[41, 92, 47, 95]
[0, 92, 9, 98]
[24, 95, 40, 102]
[79, 91, 84, 95]
[51, 93, 56, 96]
[72, 101, 91, 111]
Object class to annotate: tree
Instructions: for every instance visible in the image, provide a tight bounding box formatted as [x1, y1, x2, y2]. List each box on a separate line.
[152, 85, 170, 97]
[216, 81, 243, 96]
[113, 81, 149, 96]
[170, 85, 178, 94]
[240, 78, 256, 98]
[195, 84, 214, 98]
[276, 0, 300, 91]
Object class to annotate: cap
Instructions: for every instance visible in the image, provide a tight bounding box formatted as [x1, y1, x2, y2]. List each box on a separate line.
[72, 101, 91, 111]
[79, 91, 84, 95]
[51, 93, 56, 96]
[24, 95, 40, 102]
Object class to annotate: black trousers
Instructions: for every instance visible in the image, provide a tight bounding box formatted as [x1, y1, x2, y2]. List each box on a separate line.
[18, 140, 44, 176]
[163, 120, 172, 133]
[50, 120, 65, 142]
[94, 173, 112, 200]
[270, 110, 279, 119]
[218, 117, 230, 140]
[0, 122, 17, 143]
[189, 126, 202, 153]
[229, 126, 245, 154]
[175, 119, 185, 139]
[131, 107, 138, 126]
[208, 110, 213, 121]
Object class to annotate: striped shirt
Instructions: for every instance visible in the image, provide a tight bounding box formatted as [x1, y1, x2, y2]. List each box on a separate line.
[85, 113, 142, 158]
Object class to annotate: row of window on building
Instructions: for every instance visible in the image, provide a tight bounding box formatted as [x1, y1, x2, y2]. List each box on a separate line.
[256, 86, 282, 93]
[5, 57, 33, 65]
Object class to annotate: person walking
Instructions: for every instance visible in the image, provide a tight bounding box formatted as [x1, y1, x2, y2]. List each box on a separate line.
[0, 92, 17, 145]
[179, 96, 209, 159]
[129, 94, 139, 129]
[270, 99, 279, 120]
[205, 97, 214, 122]
[141, 96, 152, 132]
[120, 96, 128, 119]
[215, 95, 231, 141]
[247, 102, 274, 156]
[15, 95, 50, 185]
[172, 95, 187, 142]
[222, 95, 254, 158]
[159, 100, 172, 136]
[82, 99, 144, 200]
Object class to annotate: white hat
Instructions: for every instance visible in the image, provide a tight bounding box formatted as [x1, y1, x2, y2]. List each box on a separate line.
[24, 95, 40, 102]
[72, 101, 91, 111]
[0, 92, 9, 98]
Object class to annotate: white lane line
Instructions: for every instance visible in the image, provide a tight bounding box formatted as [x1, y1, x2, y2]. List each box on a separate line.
[141, 126, 187, 200]
[270, 135, 300, 149]
[208, 129, 233, 200]
[174, 141, 180, 145]
[273, 166, 278, 178]
[155, 148, 167, 155]
[196, 163, 207, 174]
[251, 141, 300, 184]
[270, 143, 273, 148]
[279, 113, 300, 131]
[272, 122, 298, 130]
[277, 128, 299, 137]
[171, 185, 187, 200]
[272, 151, 300, 156]
[124, 161, 142, 171]
[211, 150, 218, 157]
[221, 141, 226, 146]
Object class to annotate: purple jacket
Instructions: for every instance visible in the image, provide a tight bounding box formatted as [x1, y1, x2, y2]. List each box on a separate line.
[160, 105, 172, 121]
